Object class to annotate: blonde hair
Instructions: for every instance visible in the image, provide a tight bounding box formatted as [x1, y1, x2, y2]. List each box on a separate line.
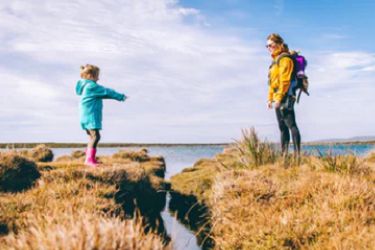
[267, 33, 289, 52]
[80, 64, 100, 80]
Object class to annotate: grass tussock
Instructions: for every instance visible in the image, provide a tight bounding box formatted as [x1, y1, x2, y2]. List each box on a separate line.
[309, 148, 370, 175]
[2, 209, 172, 250]
[54, 155, 73, 162]
[169, 127, 375, 249]
[211, 165, 375, 249]
[235, 127, 279, 169]
[28, 145, 54, 162]
[0, 152, 41, 192]
[0, 149, 172, 249]
[71, 149, 86, 159]
[112, 148, 149, 162]
[367, 151, 375, 163]
[171, 147, 237, 202]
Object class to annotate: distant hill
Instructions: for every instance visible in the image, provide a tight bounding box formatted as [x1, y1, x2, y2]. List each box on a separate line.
[312, 136, 375, 143]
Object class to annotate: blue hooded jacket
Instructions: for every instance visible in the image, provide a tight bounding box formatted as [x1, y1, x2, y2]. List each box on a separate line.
[76, 79, 126, 130]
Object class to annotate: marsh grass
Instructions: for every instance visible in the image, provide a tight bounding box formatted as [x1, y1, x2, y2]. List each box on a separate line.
[112, 148, 149, 162]
[0, 152, 41, 192]
[169, 128, 375, 249]
[0, 148, 172, 250]
[309, 148, 370, 175]
[367, 151, 375, 163]
[211, 164, 375, 249]
[2, 209, 173, 250]
[71, 149, 86, 159]
[208, 140, 375, 249]
[28, 145, 54, 162]
[235, 127, 279, 169]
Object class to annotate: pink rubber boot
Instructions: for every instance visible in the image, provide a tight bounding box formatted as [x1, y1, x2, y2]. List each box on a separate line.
[92, 148, 102, 164]
[85, 148, 101, 167]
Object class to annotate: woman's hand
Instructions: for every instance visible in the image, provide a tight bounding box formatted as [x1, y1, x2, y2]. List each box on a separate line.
[274, 101, 281, 109]
[267, 101, 273, 109]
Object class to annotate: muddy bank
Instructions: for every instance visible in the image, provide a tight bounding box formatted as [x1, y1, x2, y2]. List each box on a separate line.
[168, 148, 238, 249]
[168, 191, 214, 249]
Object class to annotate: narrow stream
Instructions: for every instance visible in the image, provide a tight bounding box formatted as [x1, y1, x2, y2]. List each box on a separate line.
[51, 146, 225, 250]
[162, 193, 202, 250]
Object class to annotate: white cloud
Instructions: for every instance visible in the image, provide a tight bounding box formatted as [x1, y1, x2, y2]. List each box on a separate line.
[362, 66, 375, 72]
[0, 0, 271, 143]
[323, 34, 345, 40]
[273, 0, 284, 16]
[179, 8, 200, 16]
[0, 0, 374, 143]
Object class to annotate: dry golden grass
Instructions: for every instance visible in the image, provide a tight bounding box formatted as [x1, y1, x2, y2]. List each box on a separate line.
[211, 163, 375, 249]
[71, 149, 86, 159]
[0, 152, 41, 192]
[235, 127, 279, 169]
[27, 145, 54, 162]
[2, 210, 173, 250]
[170, 128, 375, 249]
[112, 148, 149, 162]
[0, 149, 172, 250]
[54, 154, 73, 162]
[171, 147, 237, 203]
[367, 151, 375, 163]
[308, 148, 370, 174]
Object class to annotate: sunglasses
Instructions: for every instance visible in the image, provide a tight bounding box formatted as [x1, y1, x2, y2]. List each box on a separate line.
[265, 43, 275, 48]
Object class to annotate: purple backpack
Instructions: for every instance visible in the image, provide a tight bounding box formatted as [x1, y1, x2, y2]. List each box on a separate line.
[294, 54, 307, 78]
[272, 52, 310, 103]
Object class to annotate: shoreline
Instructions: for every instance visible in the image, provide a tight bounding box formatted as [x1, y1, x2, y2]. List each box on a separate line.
[0, 141, 374, 148]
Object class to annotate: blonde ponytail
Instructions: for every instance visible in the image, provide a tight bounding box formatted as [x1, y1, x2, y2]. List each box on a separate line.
[281, 43, 289, 53]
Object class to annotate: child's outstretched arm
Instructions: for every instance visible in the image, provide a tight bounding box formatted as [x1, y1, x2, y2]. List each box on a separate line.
[91, 83, 127, 101]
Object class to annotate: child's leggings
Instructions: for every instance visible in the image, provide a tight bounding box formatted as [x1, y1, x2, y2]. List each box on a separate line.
[86, 129, 101, 148]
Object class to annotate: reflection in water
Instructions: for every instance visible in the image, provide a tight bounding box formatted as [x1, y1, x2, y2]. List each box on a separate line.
[163, 193, 203, 250]
[168, 191, 214, 250]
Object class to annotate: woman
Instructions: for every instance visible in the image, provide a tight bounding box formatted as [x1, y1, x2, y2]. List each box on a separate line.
[266, 33, 301, 156]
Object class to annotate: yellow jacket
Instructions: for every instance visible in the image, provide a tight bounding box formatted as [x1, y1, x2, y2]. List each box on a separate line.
[268, 50, 294, 102]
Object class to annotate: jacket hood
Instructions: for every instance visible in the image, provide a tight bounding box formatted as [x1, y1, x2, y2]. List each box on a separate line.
[76, 79, 94, 95]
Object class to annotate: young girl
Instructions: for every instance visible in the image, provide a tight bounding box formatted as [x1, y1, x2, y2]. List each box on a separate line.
[76, 64, 128, 166]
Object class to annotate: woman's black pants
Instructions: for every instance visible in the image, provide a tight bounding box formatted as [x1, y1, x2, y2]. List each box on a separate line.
[275, 108, 301, 154]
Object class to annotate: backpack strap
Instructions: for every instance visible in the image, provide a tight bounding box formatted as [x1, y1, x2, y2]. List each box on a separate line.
[275, 54, 292, 66]
[276, 54, 297, 78]
[268, 54, 289, 85]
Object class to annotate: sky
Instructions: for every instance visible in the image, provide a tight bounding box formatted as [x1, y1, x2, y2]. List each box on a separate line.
[0, 0, 374, 143]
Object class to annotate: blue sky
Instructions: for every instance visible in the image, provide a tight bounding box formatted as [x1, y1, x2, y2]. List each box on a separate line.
[0, 0, 374, 143]
[179, 0, 375, 51]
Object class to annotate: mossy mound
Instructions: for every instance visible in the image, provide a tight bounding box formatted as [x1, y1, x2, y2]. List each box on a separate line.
[171, 147, 238, 201]
[71, 150, 85, 159]
[112, 148, 149, 162]
[28, 145, 54, 162]
[0, 153, 41, 192]
[55, 155, 73, 162]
